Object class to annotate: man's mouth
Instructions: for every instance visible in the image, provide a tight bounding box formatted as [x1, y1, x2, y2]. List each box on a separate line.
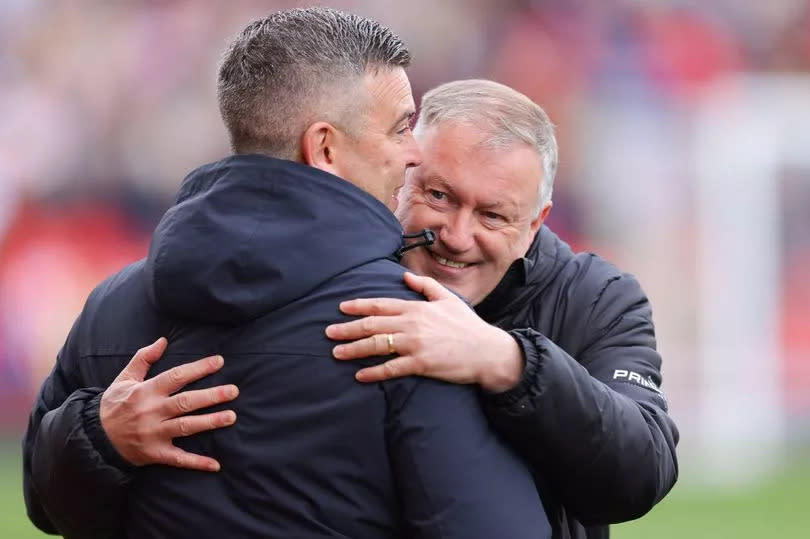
[430, 251, 470, 269]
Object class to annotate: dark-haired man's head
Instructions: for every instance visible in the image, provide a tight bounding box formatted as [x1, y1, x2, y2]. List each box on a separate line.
[217, 7, 421, 209]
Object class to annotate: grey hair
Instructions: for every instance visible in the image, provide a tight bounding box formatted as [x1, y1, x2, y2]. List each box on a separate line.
[414, 79, 558, 214]
[217, 7, 411, 158]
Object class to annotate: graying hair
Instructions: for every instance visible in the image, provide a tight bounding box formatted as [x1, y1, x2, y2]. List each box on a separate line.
[217, 7, 411, 158]
[414, 79, 558, 214]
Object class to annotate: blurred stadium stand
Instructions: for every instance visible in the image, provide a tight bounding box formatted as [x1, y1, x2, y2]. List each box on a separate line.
[1, 0, 809, 494]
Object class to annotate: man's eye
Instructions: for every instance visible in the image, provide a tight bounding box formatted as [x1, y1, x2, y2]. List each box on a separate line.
[428, 189, 446, 201]
[484, 211, 505, 222]
[397, 126, 411, 136]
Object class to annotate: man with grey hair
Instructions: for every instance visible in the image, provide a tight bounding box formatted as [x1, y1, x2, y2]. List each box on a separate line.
[329, 79, 679, 538]
[23, 9, 551, 539]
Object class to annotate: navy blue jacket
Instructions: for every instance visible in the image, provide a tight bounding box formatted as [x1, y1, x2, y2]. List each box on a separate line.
[23, 155, 550, 539]
[475, 226, 679, 538]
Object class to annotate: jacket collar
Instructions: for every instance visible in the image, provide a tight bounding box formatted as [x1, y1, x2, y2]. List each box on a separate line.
[474, 226, 570, 323]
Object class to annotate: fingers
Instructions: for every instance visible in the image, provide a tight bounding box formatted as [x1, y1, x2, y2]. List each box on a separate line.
[116, 337, 168, 383]
[165, 385, 239, 416]
[403, 272, 454, 301]
[157, 446, 223, 473]
[152, 355, 225, 395]
[326, 315, 402, 341]
[355, 356, 419, 382]
[162, 410, 237, 440]
[333, 333, 401, 360]
[338, 297, 411, 316]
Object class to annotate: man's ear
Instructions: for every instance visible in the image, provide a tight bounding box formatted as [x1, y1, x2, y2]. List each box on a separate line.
[530, 201, 552, 235]
[300, 121, 340, 175]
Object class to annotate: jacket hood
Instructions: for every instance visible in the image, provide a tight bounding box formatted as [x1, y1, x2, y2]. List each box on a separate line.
[145, 154, 403, 324]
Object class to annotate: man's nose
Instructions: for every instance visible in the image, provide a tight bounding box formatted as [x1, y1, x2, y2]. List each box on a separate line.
[438, 212, 475, 254]
[405, 132, 422, 168]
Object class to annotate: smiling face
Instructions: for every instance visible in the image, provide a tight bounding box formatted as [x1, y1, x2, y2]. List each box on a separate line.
[331, 67, 421, 210]
[396, 121, 551, 305]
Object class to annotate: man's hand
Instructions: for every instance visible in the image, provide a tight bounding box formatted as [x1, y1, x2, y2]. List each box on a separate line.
[326, 272, 525, 392]
[100, 337, 239, 472]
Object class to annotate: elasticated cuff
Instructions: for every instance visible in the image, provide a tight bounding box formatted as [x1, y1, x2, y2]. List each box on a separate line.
[482, 329, 543, 408]
[81, 390, 137, 473]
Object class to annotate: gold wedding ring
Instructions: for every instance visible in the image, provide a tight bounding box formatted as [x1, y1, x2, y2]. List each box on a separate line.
[386, 333, 396, 355]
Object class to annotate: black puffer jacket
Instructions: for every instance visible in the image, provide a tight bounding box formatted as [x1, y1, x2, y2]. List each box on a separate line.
[23, 156, 675, 538]
[22, 155, 550, 539]
[476, 225, 679, 539]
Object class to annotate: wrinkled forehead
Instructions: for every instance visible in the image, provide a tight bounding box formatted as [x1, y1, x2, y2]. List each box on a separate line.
[411, 122, 542, 208]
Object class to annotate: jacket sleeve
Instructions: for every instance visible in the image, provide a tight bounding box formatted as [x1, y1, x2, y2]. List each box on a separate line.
[384, 377, 551, 539]
[23, 334, 135, 538]
[482, 271, 679, 525]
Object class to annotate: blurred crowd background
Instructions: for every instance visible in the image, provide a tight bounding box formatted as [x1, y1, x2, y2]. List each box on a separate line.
[1, 0, 809, 535]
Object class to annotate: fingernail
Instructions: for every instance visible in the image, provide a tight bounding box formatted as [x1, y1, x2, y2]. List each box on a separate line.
[223, 411, 236, 425]
[210, 461, 221, 472]
[211, 355, 224, 368]
[225, 385, 239, 398]
[325, 325, 335, 337]
[333, 345, 344, 358]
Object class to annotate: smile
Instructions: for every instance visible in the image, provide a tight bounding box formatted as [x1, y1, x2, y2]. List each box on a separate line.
[430, 251, 470, 269]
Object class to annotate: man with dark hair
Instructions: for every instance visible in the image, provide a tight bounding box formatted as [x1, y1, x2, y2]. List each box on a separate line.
[23, 9, 550, 539]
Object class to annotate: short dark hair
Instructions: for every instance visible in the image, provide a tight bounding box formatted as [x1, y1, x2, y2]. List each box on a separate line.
[217, 7, 411, 158]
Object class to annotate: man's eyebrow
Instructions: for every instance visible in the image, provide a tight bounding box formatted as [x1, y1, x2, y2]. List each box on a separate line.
[425, 176, 519, 213]
[392, 110, 415, 130]
[480, 199, 516, 210]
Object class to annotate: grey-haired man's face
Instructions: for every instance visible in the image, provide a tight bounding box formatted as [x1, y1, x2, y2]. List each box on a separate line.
[396, 121, 549, 305]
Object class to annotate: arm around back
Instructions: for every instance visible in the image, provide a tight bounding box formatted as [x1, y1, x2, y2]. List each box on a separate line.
[23, 342, 134, 538]
[385, 375, 551, 539]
